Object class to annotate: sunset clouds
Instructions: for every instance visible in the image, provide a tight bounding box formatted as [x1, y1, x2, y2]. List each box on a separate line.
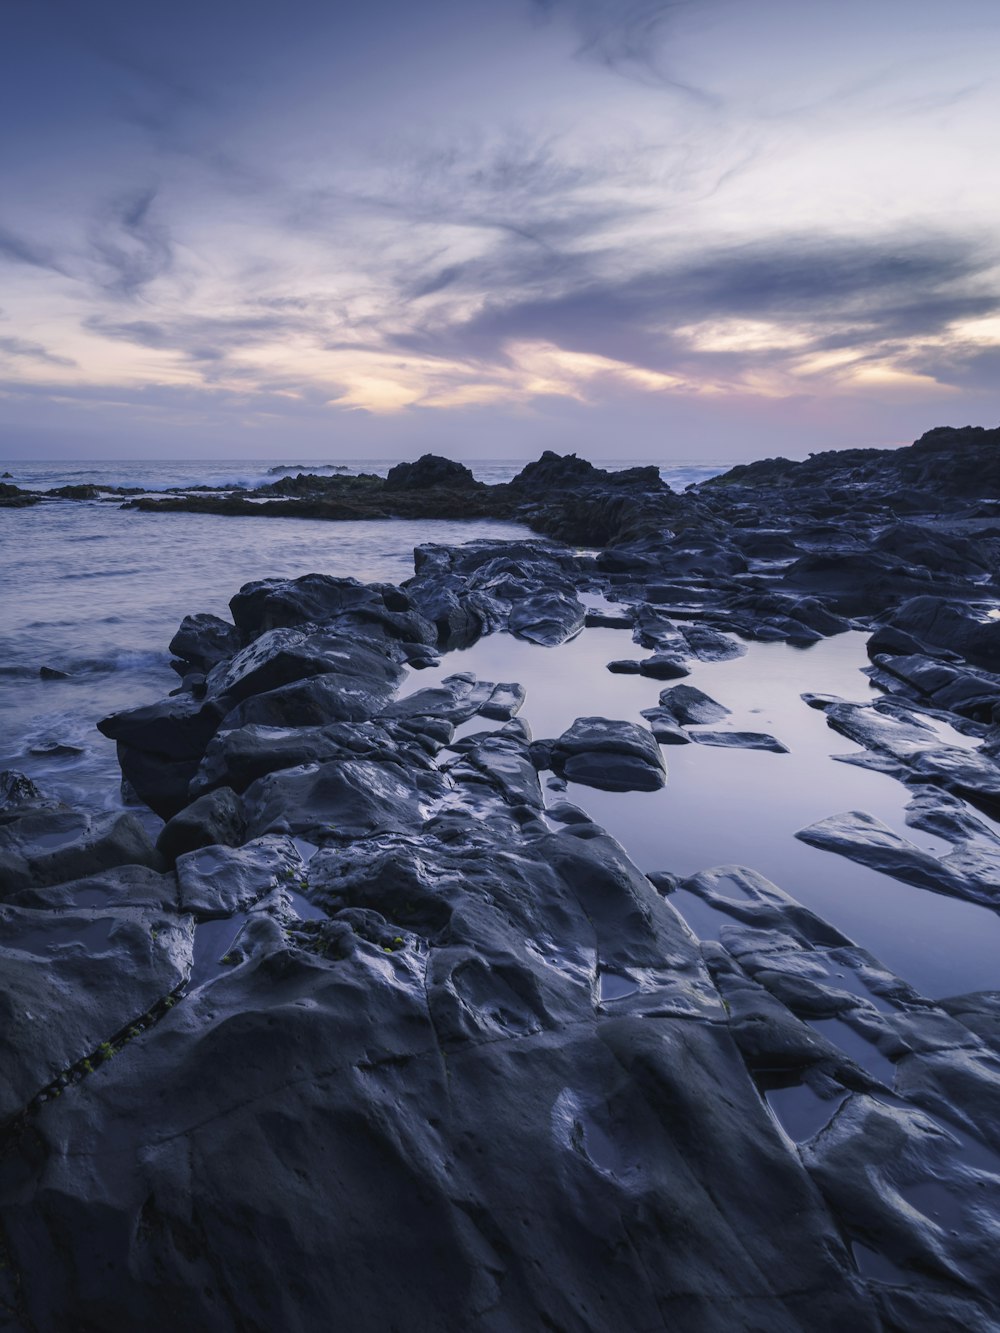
[3, 0, 999, 458]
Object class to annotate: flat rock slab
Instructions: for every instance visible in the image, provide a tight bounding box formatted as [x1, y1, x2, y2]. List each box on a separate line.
[690, 730, 789, 753]
[0, 903, 192, 1121]
[0, 806, 161, 897]
[795, 810, 1000, 906]
[551, 716, 667, 792]
[659, 684, 731, 725]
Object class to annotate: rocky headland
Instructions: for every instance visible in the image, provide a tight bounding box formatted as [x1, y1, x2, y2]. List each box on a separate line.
[3, 426, 1000, 1329]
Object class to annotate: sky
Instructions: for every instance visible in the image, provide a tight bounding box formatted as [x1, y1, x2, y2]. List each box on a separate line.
[2, 0, 1000, 462]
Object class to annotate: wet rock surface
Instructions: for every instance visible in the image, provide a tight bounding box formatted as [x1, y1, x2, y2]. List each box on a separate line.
[6, 433, 1000, 1329]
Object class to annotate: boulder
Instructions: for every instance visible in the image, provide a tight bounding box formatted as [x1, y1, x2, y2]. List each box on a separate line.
[383, 454, 478, 491]
[551, 717, 667, 792]
[156, 787, 247, 863]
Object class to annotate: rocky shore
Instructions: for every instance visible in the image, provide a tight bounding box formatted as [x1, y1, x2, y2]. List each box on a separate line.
[3, 426, 1000, 1330]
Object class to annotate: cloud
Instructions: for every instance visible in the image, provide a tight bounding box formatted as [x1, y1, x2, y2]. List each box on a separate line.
[391, 232, 1000, 388]
[0, 226, 66, 275]
[88, 187, 174, 298]
[531, 0, 720, 100]
[0, 335, 76, 367]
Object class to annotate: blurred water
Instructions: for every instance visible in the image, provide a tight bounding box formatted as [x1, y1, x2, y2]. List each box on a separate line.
[0, 500, 533, 811]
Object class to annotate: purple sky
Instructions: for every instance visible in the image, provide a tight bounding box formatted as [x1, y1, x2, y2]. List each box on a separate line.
[3, 0, 1000, 461]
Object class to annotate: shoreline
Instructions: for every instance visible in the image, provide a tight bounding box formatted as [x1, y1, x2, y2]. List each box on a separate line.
[3, 427, 1000, 1328]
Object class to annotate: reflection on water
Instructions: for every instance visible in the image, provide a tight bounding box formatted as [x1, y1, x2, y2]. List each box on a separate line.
[416, 628, 1000, 998]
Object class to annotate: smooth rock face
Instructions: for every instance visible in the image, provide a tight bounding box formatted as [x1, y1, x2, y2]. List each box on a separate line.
[550, 716, 667, 791]
[155, 786, 246, 863]
[0, 804, 161, 896]
[690, 730, 789, 753]
[242, 758, 448, 840]
[206, 626, 406, 706]
[658, 684, 731, 725]
[0, 902, 191, 1121]
[0, 830, 880, 1333]
[796, 810, 1000, 907]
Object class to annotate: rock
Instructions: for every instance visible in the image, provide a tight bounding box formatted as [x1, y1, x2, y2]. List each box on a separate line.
[638, 654, 690, 680]
[0, 902, 192, 1122]
[681, 624, 746, 661]
[218, 671, 397, 730]
[156, 787, 247, 863]
[168, 612, 240, 672]
[509, 450, 601, 490]
[97, 694, 229, 820]
[690, 730, 789, 753]
[0, 804, 161, 897]
[639, 709, 691, 744]
[886, 597, 1000, 672]
[229, 573, 410, 639]
[479, 682, 526, 721]
[38, 665, 70, 680]
[551, 717, 667, 792]
[607, 658, 642, 674]
[242, 758, 448, 841]
[190, 720, 427, 799]
[175, 834, 302, 917]
[205, 627, 406, 709]
[1, 864, 179, 913]
[383, 454, 478, 491]
[0, 826, 879, 1333]
[658, 684, 730, 726]
[795, 810, 1000, 906]
[507, 589, 585, 646]
[0, 770, 45, 812]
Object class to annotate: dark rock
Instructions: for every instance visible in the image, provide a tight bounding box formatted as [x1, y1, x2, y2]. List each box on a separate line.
[658, 684, 731, 726]
[168, 612, 240, 671]
[0, 770, 44, 812]
[383, 454, 478, 491]
[886, 596, 1000, 672]
[205, 626, 406, 708]
[690, 731, 789, 753]
[796, 810, 1000, 906]
[38, 665, 70, 680]
[190, 720, 429, 799]
[0, 824, 882, 1333]
[509, 450, 601, 490]
[508, 588, 585, 646]
[0, 804, 161, 897]
[242, 758, 448, 840]
[229, 573, 411, 639]
[551, 716, 667, 792]
[175, 834, 302, 917]
[156, 787, 247, 863]
[607, 658, 642, 674]
[219, 670, 399, 730]
[638, 654, 690, 680]
[0, 903, 192, 1122]
[639, 709, 691, 744]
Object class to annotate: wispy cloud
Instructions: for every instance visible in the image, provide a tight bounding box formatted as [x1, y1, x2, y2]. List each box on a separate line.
[88, 188, 174, 299]
[0, 335, 76, 368]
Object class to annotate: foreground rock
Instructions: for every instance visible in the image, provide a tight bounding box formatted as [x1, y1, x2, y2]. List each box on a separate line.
[549, 716, 668, 791]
